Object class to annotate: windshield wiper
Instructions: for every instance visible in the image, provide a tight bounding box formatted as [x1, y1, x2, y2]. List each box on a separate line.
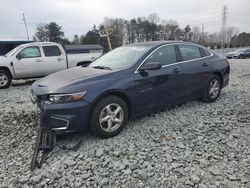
[93, 66, 112, 70]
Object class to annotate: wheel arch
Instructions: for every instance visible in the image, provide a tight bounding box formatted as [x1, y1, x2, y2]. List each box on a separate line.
[0, 66, 12, 78]
[90, 90, 132, 118]
[213, 72, 223, 88]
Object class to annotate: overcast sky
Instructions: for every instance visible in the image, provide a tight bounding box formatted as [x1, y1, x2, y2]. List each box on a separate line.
[0, 0, 249, 40]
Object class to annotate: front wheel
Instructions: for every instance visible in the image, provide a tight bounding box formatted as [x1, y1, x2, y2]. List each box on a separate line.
[89, 95, 128, 138]
[0, 70, 12, 89]
[202, 75, 222, 103]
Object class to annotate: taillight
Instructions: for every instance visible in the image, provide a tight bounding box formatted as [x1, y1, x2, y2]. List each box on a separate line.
[225, 59, 230, 65]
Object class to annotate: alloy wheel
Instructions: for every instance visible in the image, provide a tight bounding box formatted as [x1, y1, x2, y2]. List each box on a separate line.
[208, 79, 220, 99]
[0, 73, 8, 87]
[99, 103, 124, 132]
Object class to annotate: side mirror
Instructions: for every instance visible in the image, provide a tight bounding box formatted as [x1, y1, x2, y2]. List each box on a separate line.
[139, 62, 162, 71]
[16, 54, 21, 60]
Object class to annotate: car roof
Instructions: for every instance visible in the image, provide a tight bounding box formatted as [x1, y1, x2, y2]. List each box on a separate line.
[19, 42, 58, 47]
[128, 41, 203, 48]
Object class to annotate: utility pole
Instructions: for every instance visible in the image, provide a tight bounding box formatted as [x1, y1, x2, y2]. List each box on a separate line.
[202, 23, 204, 38]
[105, 28, 112, 51]
[221, 6, 228, 49]
[99, 28, 113, 51]
[22, 13, 30, 41]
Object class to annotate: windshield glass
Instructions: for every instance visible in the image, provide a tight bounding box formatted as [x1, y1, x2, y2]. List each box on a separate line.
[5, 46, 21, 57]
[235, 49, 245, 52]
[89, 46, 151, 70]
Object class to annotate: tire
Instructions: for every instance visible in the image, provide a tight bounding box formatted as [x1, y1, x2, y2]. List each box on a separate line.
[238, 54, 245, 59]
[89, 95, 128, 138]
[0, 70, 11, 89]
[202, 75, 222, 103]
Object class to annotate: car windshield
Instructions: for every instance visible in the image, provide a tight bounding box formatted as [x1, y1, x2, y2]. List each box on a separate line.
[4, 46, 21, 57]
[89, 46, 151, 70]
[234, 49, 245, 52]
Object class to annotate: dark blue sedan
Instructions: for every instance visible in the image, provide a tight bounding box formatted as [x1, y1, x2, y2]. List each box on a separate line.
[31, 41, 230, 138]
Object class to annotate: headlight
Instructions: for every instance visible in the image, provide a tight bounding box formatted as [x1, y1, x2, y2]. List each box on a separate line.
[47, 91, 87, 103]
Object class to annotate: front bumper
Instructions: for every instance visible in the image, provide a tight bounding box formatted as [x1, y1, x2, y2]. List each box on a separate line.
[32, 97, 91, 132]
[226, 55, 240, 59]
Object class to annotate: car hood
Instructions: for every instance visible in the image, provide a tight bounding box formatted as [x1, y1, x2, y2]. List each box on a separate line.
[0, 56, 7, 62]
[227, 51, 241, 55]
[31, 67, 111, 95]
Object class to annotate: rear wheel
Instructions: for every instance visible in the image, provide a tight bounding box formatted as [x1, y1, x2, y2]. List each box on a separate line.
[89, 95, 128, 138]
[0, 70, 11, 89]
[202, 75, 221, 103]
[238, 54, 245, 59]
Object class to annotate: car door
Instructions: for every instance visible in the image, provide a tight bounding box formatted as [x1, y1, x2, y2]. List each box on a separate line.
[177, 44, 212, 99]
[13, 46, 47, 78]
[132, 44, 185, 114]
[41, 45, 67, 75]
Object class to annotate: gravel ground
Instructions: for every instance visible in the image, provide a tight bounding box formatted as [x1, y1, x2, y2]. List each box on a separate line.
[0, 59, 250, 188]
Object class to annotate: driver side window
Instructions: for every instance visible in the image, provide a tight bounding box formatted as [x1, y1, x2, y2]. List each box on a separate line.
[19, 47, 41, 58]
[146, 45, 177, 66]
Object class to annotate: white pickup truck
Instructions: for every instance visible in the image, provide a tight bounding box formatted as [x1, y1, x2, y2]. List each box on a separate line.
[0, 42, 103, 88]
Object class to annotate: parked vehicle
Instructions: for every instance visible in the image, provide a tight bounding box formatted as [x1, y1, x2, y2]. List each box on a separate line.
[0, 40, 33, 56]
[30, 41, 230, 138]
[0, 42, 103, 88]
[226, 48, 250, 59]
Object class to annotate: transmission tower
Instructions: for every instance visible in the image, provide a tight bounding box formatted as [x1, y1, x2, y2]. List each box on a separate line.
[221, 5, 228, 45]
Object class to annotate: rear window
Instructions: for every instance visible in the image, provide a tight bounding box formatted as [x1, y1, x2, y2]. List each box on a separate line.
[43, 46, 61, 56]
[179, 45, 202, 61]
[200, 48, 211, 57]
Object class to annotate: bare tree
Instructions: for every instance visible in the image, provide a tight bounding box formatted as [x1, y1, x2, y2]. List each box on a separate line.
[72, 34, 80, 44]
[34, 23, 48, 42]
[161, 19, 180, 40]
[148, 13, 160, 24]
[102, 17, 127, 47]
[192, 26, 201, 42]
[224, 26, 239, 45]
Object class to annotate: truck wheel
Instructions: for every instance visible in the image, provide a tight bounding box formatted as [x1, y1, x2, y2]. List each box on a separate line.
[89, 95, 128, 138]
[202, 75, 221, 103]
[0, 70, 11, 89]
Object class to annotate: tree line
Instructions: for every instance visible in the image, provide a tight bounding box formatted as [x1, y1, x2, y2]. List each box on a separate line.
[33, 13, 250, 52]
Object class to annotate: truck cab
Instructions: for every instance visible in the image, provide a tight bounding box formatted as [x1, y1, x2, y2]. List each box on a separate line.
[0, 42, 103, 89]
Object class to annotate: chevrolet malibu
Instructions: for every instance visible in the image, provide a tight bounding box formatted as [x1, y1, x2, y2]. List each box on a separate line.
[31, 41, 230, 138]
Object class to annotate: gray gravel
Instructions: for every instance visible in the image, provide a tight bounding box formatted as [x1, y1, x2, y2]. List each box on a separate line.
[0, 59, 250, 188]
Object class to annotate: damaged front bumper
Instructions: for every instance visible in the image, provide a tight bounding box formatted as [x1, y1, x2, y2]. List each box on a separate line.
[30, 95, 91, 170]
[30, 94, 91, 132]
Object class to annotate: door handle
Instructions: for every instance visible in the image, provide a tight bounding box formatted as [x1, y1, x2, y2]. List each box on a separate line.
[173, 68, 180, 73]
[35, 59, 43, 62]
[202, 63, 208, 67]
